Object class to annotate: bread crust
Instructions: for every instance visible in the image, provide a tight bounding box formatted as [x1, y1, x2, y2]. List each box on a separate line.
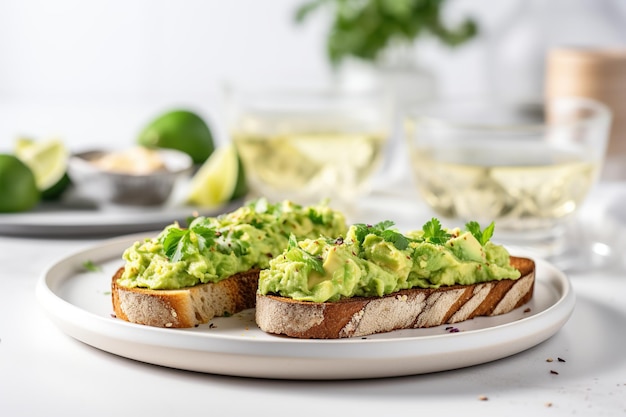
[111, 268, 260, 328]
[255, 256, 535, 339]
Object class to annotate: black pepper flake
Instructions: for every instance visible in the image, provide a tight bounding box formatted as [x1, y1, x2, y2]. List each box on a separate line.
[110, 313, 117, 318]
[550, 370, 559, 375]
[335, 237, 344, 245]
[478, 395, 488, 401]
[209, 323, 216, 328]
[524, 308, 531, 313]
[558, 357, 566, 362]
[445, 326, 459, 333]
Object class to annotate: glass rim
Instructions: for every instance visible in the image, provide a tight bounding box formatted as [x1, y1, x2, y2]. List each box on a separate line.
[404, 96, 612, 132]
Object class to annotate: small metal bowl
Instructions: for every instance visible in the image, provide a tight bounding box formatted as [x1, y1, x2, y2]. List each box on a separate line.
[67, 147, 193, 207]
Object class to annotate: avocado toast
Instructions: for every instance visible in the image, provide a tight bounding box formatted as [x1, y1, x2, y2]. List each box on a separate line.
[112, 199, 347, 327]
[255, 219, 534, 339]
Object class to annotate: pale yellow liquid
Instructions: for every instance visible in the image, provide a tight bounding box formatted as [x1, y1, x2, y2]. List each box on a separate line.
[233, 131, 387, 204]
[410, 143, 600, 234]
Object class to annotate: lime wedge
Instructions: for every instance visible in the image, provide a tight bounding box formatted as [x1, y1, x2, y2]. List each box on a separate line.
[14, 138, 70, 199]
[186, 143, 247, 207]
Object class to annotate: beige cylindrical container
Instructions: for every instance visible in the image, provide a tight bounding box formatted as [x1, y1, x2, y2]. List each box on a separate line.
[546, 48, 626, 179]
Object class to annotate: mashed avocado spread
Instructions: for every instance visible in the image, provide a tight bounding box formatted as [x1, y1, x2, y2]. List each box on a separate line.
[118, 199, 347, 290]
[258, 219, 521, 302]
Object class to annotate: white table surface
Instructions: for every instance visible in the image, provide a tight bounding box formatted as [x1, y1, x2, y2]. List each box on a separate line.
[1, 179, 625, 417]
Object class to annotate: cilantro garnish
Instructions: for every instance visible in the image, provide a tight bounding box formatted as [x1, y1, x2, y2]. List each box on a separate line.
[308, 209, 325, 225]
[82, 260, 101, 272]
[160, 221, 249, 263]
[215, 228, 250, 256]
[421, 218, 451, 245]
[353, 221, 409, 250]
[465, 221, 495, 246]
[285, 234, 325, 274]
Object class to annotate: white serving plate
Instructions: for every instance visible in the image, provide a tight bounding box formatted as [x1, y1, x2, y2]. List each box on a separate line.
[36, 233, 575, 380]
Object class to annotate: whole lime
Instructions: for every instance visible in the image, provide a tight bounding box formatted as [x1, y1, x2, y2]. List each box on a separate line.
[137, 109, 215, 164]
[0, 154, 40, 212]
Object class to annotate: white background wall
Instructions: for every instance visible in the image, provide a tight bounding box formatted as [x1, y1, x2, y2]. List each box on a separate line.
[1, 0, 625, 150]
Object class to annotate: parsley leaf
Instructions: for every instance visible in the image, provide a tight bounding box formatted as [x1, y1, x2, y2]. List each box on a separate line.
[160, 222, 220, 263]
[381, 229, 409, 250]
[82, 260, 101, 272]
[215, 228, 250, 257]
[161, 227, 190, 262]
[308, 209, 325, 225]
[422, 218, 451, 245]
[353, 223, 372, 245]
[285, 234, 325, 274]
[353, 220, 409, 250]
[465, 221, 495, 246]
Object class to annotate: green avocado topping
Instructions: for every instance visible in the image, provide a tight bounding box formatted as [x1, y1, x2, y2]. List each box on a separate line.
[257, 218, 521, 302]
[118, 199, 347, 290]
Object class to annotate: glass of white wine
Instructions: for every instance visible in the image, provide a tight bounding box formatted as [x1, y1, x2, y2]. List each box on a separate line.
[404, 97, 612, 270]
[224, 86, 392, 216]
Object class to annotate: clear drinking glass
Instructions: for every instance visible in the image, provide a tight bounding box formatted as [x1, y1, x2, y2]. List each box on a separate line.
[224, 86, 392, 215]
[404, 97, 612, 270]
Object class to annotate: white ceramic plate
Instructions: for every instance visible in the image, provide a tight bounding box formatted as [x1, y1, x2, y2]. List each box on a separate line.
[36, 233, 575, 380]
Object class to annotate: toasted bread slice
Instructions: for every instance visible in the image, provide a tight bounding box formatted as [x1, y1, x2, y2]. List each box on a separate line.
[111, 267, 260, 328]
[255, 256, 535, 339]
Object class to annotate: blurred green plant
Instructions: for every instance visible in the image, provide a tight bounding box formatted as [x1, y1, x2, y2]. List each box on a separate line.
[295, 0, 478, 66]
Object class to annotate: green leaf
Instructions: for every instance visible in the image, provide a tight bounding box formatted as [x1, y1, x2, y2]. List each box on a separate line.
[381, 229, 409, 250]
[160, 221, 220, 262]
[308, 208, 325, 225]
[422, 218, 451, 245]
[294, 0, 478, 65]
[161, 227, 189, 261]
[215, 228, 250, 256]
[285, 234, 325, 274]
[294, 0, 327, 23]
[191, 224, 218, 252]
[465, 221, 495, 246]
[82, 260, 101, 272]
[288, 233, 299, 250]
[353, 223, 372, 245]
[353, 220, 409, 250]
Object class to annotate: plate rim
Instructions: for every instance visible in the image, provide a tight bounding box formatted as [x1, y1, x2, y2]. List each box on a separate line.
[0, 199, 242, 237]
[36, 234, 576, 379]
